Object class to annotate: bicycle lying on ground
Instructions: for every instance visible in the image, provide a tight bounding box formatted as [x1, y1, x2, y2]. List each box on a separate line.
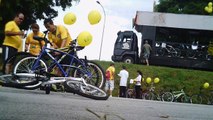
[161, 87, 191, 103]
[0, 31, 108, 100]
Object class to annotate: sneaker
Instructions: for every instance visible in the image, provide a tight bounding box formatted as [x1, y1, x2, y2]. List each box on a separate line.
[109, 95, 112, 97]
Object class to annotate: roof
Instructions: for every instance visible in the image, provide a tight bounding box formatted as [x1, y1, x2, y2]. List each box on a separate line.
[134, 11, 213, 31]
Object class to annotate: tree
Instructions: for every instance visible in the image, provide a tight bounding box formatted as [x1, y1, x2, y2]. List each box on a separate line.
[0, 0, 79, 46]
[155, 0, 211, 15]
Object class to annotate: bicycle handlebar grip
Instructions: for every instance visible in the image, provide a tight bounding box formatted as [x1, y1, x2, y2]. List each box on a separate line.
[33, 36, 44, 41]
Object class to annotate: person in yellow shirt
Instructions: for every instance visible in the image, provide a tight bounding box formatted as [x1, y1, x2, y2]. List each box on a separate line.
[43, 18, 72, 49]
[105, 63, 115, 97]
[43, 18, 73, 91]
[25, 23, 45, 56]
[2, 12, 25, 74]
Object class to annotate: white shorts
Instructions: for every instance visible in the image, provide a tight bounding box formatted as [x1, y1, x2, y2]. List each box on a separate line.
[105, 80, 114, 91]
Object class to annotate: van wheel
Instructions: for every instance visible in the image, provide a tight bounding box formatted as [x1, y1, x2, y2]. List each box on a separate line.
[123, 56, 134, 64]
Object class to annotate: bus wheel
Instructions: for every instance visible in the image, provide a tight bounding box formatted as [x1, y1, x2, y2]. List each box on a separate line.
[123, 56, 134, 64]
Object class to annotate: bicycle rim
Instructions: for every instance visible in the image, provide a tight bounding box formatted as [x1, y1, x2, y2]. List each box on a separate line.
[162, 92, 174, 102]
[73, 61, 105, 88]
[13, 56, 47, 74]
[64, 80, 109, 100]
[0, 73, 40, 87]
[190, 94, 202, 104]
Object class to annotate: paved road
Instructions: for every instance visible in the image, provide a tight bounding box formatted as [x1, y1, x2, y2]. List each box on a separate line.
[0, 87, 213, 120]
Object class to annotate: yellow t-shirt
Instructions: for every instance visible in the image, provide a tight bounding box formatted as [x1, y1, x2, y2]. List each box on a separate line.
[106, 66, 115, 80]
[3, 21, 22, 49]
[47, 25, 72, 48]
[25, 32, 45, 55]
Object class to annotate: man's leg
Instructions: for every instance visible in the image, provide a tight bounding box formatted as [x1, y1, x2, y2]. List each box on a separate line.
[146, 59, 149, 66]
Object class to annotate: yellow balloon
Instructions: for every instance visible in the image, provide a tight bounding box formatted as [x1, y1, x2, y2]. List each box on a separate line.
[77, 31, 93, 47]
[204, 6, 209, 12]
[63, 12, 76, 25]
[208, 2, 213, 7]
[154, 77, 160, 84]
[88, 10, 101, 25]
[146, 77, 152, 84]
[203, 82, 210, 89]
[208, 7, 213, 13]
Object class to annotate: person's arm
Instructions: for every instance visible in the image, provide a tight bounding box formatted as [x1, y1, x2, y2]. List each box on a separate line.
[60, 38, 68, 48]
[5, 31, 24, 36]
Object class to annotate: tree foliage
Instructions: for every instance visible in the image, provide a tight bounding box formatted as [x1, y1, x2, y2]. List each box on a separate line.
[0, 0, 79, 45]
[155, 0, 211, 15]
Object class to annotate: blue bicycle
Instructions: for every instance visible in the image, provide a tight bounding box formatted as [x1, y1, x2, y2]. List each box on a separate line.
[0, 31, 107, 100]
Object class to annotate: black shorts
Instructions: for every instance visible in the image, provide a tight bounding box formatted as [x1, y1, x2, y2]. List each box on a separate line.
[2, 45, 18, 63]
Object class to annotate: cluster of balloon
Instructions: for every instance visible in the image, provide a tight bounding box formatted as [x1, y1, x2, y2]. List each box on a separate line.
[146, 77, 160, 84]
[63, 9, 101, 47]
[203, 82, 210, 89]
[63, 12, 77, 25]
[88, 10, 102, 25]
[77, 31, 93, 47]
[204, 2, 213, 13]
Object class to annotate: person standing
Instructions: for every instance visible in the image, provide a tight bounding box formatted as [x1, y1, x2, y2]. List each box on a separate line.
[117, 66, 129, 98]
[142, 40, 152, 66]
[105, 63, 115, 97]
[25, 23, 45, 56]
[132, 70, 142, 99]
[2, 12, 25, 74]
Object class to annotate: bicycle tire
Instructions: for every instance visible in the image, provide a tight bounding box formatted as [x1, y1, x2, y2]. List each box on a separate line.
[186, 50, 196, 58]
[12, 56, 47, 88]
[157, 48, 165, 56]
[174, 48, 181, 57]
[73, 60, 105, 88]
[13, 56, 48, 74]
[64, 80, 109, 100]
[190, 94, 203, 104]
[2, 52, 33, 74]
[0, 73, 40, 88]
[143, 91, 155, 100]
[161, 92, 174, 102]
[126, 89, 134, 98]
[180, 95, 191, 103]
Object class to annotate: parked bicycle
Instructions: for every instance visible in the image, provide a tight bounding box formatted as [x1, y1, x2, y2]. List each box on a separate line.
[126, 78, 162, 101]
[161, 87, 191, 103]
[156, 42, 181, 57]
[190, 86, 213, 105]
[186, 41, 210, 60]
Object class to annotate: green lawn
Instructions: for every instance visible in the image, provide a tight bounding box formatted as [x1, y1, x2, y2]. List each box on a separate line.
[94, 61, 213, 97]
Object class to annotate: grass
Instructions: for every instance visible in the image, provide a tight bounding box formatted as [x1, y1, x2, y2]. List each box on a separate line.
[94, 60, 213, 97]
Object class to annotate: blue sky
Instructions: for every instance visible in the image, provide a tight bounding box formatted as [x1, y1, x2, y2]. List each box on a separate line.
[37, 0, 156, 61]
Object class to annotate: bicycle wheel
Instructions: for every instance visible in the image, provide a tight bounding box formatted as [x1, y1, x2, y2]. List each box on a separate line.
[0, 73, 40, 88]
[2, 52, 33, 74]
[126, 89, 134, 98]
[64, 80, 109, 100]
[186, 50, 196, 58]
[157, 48, 165, 56]
[190, 94, 202, 104]
[143, 92, 155, 100]
[180, 95, 191, 103]
[161, 92, 174, 102]
[174, 48, 181, 57]
[13, 56, 47, 74]
[73, 61, 105, 88]
[12, 56, 47, 87]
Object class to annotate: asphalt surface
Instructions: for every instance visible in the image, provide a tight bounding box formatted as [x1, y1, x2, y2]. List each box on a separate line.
[0, 87, 213, 120]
